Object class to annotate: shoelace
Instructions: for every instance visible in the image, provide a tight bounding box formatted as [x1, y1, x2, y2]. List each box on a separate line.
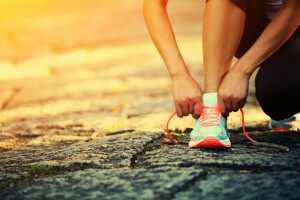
[199, 107, 222, 127]
[164, 108, 257, 143]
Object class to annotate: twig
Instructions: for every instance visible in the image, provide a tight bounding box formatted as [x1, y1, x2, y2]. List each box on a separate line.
[247, 142, 289, 152]
[0, 88, 20, 109]
[82, 132, 99, 142]
[106, 129, 135, 136]
[238, 168, 262, 174]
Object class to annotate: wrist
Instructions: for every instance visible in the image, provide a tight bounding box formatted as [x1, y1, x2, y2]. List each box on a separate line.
[169, 61, 191, 81]
[168, 57, 190, 78]
[170, 69, 191, 81]
[231, 60, 255, 79]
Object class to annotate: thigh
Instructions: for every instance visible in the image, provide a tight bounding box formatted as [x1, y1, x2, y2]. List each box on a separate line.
[255, 27, 300, 120]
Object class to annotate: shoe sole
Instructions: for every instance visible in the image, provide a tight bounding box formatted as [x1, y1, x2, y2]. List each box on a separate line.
[188, 136, 231, 148]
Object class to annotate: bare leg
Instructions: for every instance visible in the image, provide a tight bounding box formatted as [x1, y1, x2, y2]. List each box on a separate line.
[203, 0, 246, 93]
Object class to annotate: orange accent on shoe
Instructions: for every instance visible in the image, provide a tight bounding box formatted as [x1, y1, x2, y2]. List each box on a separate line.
[188, 136, 231, 148]
[271, 127, 288, 131]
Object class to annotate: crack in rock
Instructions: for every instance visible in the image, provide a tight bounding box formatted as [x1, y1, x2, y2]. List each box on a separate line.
[130, 134, 165, 169]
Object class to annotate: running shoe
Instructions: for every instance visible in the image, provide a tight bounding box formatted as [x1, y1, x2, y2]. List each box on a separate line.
[269, 113, 300, 131]
[188, 93, 231, 148]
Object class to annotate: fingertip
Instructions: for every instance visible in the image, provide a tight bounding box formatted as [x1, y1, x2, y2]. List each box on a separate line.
[233, 107, 239, 112]
[193, 103, 202, 116]
[219, 107, 225, 115]
[218, 101, 227, 116]
[239, 98, 247, 108]
[224, 112, 229, 117]
[176, 110, 183, 118]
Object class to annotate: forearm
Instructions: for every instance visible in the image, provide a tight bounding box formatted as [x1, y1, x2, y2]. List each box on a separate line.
[233, 0, 300, 76]
[143, 0, 190, 79]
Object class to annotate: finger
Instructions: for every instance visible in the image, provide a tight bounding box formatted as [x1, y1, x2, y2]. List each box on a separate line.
[238, 98, 247, 108]
[182, 104, 189, 116]
[175, 103, 183, 118]
[188, 101, 195, 115]
[193, 101, 202, 118]
[225, 99, 233, 113]
[218, 95, 228, 116]
[232, 100, 239, 112]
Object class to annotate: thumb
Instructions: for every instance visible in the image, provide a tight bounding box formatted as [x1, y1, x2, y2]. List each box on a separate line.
[218, 94, 228, 117]
[193, 99, 203, 118]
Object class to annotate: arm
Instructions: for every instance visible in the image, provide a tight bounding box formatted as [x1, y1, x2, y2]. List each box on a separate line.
[143, 0, 203, 118]
[143, 0, 188, 78]
[218, 0, 300, 113]
[234, 0, 300, 75]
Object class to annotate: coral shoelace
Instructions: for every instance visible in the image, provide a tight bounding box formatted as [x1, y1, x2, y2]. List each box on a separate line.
[164, 107, 257, 143]
[199, 107, 222, 127]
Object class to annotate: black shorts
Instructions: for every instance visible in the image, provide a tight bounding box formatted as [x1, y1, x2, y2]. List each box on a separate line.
[234, 0, 300, 120]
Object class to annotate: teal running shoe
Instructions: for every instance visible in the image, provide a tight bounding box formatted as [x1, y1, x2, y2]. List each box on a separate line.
[188, 106, 231, 148]
[269, 113, 300, 131]
[188, 93, 231, 148]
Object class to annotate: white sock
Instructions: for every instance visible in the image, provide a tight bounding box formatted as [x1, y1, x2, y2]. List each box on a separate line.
[203, 93, 218, 107]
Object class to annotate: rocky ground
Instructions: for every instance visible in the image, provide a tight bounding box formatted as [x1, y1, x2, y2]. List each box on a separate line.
[0, 0, 299, 199]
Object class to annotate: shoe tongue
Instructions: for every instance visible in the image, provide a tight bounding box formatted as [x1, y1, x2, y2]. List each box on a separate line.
[203, 93, 218, 107]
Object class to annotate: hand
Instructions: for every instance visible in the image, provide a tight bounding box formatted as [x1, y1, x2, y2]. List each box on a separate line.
[218, 68, 251, 116]
[172, 74, 203, 118]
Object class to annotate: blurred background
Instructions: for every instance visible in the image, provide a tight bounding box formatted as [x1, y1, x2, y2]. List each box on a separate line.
[0, 0, 203, 61]
[0, 0, 268, 149]
[0, 0, 205, 87]
[0, 0, 204, 115]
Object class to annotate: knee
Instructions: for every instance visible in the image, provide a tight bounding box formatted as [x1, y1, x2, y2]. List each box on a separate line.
[255, 71, 299, 120]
